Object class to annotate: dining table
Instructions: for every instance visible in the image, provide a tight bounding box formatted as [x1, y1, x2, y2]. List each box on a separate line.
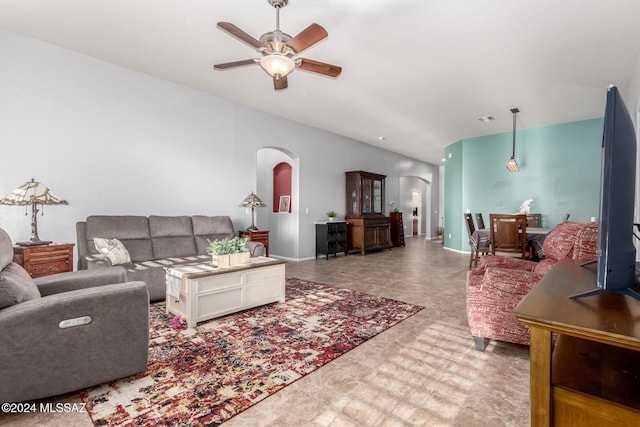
[470, 226, 552, 258]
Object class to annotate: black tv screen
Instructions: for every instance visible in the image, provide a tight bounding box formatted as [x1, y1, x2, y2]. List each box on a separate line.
[573, 85, 638, 299]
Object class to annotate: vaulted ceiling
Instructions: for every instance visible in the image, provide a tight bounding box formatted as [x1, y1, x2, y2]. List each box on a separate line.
[2, 0, 640, 164]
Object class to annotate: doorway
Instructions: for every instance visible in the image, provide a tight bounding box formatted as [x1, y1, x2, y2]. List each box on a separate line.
[412, 191, 421, 235]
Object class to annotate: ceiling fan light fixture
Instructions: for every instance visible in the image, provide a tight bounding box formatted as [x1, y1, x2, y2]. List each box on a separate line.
[259, 54, 295, 78]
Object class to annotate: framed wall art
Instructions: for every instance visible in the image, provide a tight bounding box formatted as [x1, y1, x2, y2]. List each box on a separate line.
[278, 195, 291, 213]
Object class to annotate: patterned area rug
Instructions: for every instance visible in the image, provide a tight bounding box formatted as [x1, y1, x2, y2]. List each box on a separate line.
[80, 278, 423, 426]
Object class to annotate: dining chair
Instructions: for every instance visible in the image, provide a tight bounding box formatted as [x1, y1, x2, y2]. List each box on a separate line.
[489, 213, 527, 258]
[526, 213, 542, 227]
[475, 213, 486, 229]
[465, 213, 490, 268]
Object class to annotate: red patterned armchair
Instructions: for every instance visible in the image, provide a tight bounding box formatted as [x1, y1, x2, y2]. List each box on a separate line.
[466, 221, 598, 351]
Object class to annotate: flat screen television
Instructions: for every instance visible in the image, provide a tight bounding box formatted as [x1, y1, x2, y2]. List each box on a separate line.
[572, 85, 640, 300]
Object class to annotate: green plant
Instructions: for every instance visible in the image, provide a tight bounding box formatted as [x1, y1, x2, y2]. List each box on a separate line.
[234, 237, 249, 253]
[326, 210, 338, 218]
[206, 237, 249, 255]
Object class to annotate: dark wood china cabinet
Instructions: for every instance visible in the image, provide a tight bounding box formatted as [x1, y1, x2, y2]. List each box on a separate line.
[345, 171, 392, 254]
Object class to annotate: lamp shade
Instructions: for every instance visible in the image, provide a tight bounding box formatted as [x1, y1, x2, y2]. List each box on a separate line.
[259, 54, 295, 78]
[0, 179, 68, 206]
[506, 156, 520, 172]
[239, 192, 267, 208]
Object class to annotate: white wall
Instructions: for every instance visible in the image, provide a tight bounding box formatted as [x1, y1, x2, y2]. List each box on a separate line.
[0, 29, 440, 261]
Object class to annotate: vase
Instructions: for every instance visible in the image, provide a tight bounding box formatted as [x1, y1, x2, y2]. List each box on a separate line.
[328, 217, 335, 222]
[212, 254, 230, 267]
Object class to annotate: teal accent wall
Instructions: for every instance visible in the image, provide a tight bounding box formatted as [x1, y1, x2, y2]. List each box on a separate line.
[444, 140, 463, 248]
[445, 118, 603, 252]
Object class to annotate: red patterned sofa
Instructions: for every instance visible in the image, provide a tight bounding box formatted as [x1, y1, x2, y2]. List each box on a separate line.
[466, 221, 598, 351]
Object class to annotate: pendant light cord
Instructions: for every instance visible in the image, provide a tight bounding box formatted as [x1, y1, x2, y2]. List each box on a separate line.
[511, 108, 519, 157]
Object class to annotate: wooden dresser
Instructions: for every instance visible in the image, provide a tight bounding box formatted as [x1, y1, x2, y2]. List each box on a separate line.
[13, 243, 75, 278]
[513, 260, 640, 426]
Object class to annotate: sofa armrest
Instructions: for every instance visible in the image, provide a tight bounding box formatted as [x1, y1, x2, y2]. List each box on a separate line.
[0, 282, 149, 403]
[79, 253, 114, 270]
[478, 255, 537, 271]
[34, 266, 127, 296]
[248, 241, 266, 257]
[76, 221, 88, 269]
[480, 267, 546, 296]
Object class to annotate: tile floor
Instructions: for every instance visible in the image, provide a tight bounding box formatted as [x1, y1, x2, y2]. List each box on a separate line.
[0, 237, 531, 427]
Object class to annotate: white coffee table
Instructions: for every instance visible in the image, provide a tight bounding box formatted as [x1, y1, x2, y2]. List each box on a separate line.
[165, 256, 286, 328]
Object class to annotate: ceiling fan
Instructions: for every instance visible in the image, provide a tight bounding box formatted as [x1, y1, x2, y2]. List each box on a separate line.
[213, 0, 342, 91]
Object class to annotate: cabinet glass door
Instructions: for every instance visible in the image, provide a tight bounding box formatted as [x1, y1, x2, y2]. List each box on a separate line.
[373, 179, 382, 214]
[363, 178, 372, 213]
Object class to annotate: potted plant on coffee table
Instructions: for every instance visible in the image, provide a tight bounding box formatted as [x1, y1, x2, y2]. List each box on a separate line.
[207, 238, 231, 267]
[207, 237, 250, 267]
[229, 236, 250, 265]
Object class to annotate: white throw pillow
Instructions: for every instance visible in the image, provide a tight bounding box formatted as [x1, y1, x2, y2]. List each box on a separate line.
[93, 237, 131, 265]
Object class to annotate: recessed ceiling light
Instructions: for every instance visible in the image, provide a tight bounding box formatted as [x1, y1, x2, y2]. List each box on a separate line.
[477, 116, 495, 122]
[378, 136, 386, 141]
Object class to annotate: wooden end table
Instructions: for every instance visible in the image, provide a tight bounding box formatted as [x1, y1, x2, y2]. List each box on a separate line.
[513, 260, 640, 426]
[13, 243, 75, 278]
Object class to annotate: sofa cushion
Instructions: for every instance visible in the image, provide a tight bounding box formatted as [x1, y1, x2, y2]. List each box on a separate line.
[192, 216, 235, 254]
[86, 216, 153, 262]
[542, 221, 585, 261]
[93, 238, 132, 266]
[123, 255, 210, 301]
[149, 216, 197, 259]
[573, 222, 598, 262]
[0, 262, 41, 309]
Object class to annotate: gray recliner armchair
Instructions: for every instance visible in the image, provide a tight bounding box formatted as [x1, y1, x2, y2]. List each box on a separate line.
[0, 228, 150, 403]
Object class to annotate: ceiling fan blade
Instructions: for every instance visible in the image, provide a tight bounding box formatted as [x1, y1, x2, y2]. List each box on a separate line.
[287, 23, 328, 54]
[297, 58, 342, 77]
[213, 59, 258, 70]
[217, 22, 266, 51]
[273, 75, 288, 91]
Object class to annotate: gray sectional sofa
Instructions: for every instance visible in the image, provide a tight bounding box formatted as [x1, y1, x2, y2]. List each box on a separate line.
[76, 215, 266, 301]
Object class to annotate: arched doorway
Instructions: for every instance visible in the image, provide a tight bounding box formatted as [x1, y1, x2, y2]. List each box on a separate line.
[399, 176, 432, 239]
[256, 147, 299, 259]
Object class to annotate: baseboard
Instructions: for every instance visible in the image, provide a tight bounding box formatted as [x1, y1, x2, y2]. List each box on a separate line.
[443, 246, 469, 254]
[268, 255, 317, 262]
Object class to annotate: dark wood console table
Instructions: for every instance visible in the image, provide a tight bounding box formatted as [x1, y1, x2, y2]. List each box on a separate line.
[513, 260, 640, 426]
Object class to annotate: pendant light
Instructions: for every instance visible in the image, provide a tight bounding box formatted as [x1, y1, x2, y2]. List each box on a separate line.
[506, 108, 520, 172]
